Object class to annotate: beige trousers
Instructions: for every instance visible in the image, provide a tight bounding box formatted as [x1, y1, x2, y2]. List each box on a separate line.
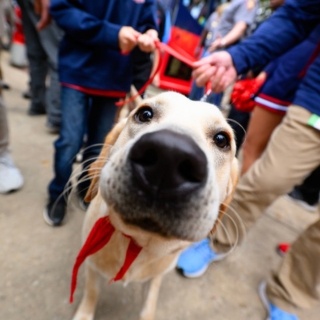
[213, 105, 320, 311]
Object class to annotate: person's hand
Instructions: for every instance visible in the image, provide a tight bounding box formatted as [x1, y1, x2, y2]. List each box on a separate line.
[138, 29, 158, 52]
[36, 0, 52, 30]
[119, 26, 140, 53]
[208, 35, 226, 53]
[192, 51, 237, 93]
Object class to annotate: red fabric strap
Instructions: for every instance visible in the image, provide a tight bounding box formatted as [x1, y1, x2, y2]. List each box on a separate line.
[109, 238, 143, 283]
[116, 41, 197, 107]
[157, 41, 196, 67]
[70, 217, 115, 303]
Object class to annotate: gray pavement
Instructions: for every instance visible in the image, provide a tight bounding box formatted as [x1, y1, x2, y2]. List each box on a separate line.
[1, 52, 319, 320]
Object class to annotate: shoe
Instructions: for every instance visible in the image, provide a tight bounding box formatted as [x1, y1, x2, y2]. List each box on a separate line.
[277, 243, 290, 257]
[46, 123, 60, 134]
[22, 90, 31, 99]
[28, 103, 46, 115]
[77, 184, 90, 211]
[259, 281, 299, 320]
[176, 238, 226, 278]
[79, 197, 89, 211]
[285, 188, 319, 212]
[43, 200, 66, 226]
[75, 151, 83, 163]
[1, 81, 10, 90]
[28, 108, 46, 115]
[0, 151, 24, 193]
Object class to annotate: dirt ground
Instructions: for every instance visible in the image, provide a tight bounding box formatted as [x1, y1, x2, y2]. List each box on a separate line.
[1, 51, 319, 320]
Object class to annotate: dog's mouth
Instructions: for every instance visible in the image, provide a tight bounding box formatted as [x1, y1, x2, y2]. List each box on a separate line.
[122, 216, 172, 238]
[106, 178, 216, 241]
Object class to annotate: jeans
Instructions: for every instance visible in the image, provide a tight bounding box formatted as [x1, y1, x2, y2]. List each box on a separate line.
[17, 0, 63, 127]
[48, 87, 118, 202]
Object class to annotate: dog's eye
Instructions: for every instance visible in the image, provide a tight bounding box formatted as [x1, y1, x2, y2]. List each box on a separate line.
[213, 132, 230, 149]
[135, 107, 153, 123]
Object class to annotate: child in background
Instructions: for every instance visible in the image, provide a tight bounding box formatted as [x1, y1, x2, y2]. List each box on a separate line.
[44, 0, 158, 227]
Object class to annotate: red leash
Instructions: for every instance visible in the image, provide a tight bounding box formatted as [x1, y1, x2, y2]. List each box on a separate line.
[116, 40, 198, 107]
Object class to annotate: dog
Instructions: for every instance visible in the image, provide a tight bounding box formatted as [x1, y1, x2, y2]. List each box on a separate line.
[72, 92, 239, 320]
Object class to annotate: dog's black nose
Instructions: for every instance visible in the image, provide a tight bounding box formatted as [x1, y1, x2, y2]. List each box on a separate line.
[129, 129, 207, 198]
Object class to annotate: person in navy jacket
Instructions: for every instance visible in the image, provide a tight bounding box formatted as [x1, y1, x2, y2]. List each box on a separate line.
[177, 1, 320, 319]
[43, 0, 158, 227]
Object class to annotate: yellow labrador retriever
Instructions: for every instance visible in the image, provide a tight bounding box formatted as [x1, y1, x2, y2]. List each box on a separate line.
[72, 92, 238, 320]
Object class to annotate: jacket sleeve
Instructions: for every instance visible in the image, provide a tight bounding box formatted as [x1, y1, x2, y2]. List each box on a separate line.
[227, 0, 320, 75]
[137, 0, 158, 33]
[50, 0, 121, 49]
[293, 52, 320, 111]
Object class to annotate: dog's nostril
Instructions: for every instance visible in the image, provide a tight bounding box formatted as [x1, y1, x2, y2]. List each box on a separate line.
[131, 149, 158, 166]
[178, 160, 205, 183]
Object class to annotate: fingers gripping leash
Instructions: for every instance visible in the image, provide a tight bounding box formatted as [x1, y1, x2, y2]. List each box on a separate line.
[118, 38, 211, 106]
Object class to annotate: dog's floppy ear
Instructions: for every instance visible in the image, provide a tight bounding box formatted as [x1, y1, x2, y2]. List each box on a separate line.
[84, 119, 127, 203]
[210, 157, 239, 235]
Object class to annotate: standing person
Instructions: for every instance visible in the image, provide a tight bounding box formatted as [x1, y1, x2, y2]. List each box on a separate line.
[242, 25, 320, 174]
[43, 0, 158, 227]
[177, 1, 320, 319]
[189, 0, 258, 104]
[16, 0, 62, 133]
[0, 96, 24, 193]
[221, 0, 284, 151]
[187, 0, 208, 25]
[0, 0, 23, 193]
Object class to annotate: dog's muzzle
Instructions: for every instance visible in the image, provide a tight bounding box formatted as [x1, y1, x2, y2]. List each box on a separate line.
[129, 129, 208, 200]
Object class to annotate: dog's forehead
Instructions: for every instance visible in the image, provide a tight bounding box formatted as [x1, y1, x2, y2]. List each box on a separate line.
[147, 92, 226, 125]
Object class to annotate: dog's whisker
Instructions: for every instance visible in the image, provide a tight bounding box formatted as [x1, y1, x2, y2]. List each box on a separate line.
[225, 118, 247, 141]
[215, 212, 239, 256]
[214, 215, 235, 252]
[67, 158, 107, 185]
[59, 171, 102, 211]
[79, 143, 105, 153]
[72, 155, 110, 171]
[221, 202, 247, 240]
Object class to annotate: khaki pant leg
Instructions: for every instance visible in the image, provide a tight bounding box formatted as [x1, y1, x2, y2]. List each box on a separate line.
[267, 213, 320, 311]
[213, 106, 320, 252]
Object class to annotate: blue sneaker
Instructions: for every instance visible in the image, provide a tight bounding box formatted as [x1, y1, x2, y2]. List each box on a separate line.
[259, 281, 299, 320]
[176, 238, 226, 278]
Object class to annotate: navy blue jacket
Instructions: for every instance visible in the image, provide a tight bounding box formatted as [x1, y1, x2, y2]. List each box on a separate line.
[50, 0, 157, 94]
[227, 0, 320, 116]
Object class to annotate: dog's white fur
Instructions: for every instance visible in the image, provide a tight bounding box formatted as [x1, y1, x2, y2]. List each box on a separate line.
[72, 92, 238, 320]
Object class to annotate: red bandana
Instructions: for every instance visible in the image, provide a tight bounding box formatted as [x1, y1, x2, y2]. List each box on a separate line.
[69, 216, 142, 303]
